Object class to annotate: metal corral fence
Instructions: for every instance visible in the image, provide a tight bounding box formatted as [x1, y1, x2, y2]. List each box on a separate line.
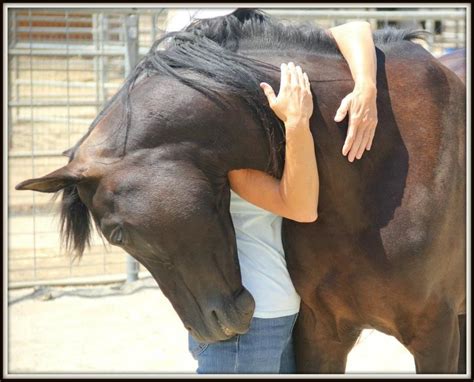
[7, 7, 466, 288]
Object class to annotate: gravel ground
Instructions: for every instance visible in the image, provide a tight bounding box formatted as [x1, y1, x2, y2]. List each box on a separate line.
[7, 277, 416, 376]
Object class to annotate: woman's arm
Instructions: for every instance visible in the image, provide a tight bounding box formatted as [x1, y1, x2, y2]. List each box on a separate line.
[328, 21, 378, 162]
[228, 62, 319, 223]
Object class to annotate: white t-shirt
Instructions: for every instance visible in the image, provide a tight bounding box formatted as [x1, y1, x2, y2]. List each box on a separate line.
[229, 190, 301, 318]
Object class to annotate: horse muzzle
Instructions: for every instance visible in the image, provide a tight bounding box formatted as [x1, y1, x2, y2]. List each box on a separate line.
[189, 287, 255, 343]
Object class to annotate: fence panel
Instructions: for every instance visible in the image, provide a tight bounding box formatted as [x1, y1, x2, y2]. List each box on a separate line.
[8, 8, 169, 286]
[7, 7, 466, 287]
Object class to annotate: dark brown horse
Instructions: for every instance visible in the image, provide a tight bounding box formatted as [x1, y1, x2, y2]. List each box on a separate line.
[16, 10, 466, 374]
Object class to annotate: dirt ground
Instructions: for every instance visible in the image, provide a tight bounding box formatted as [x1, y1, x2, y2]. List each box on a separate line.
[7, 277, 417, 376]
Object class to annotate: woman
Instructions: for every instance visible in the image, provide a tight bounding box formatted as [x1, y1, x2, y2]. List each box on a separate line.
[188, 20, 378, 374]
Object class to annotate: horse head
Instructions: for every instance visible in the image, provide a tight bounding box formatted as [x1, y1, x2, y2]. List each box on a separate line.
[15, 57, 282, 342]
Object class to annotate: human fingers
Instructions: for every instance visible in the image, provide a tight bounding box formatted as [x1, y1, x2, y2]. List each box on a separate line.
[347, 119, 364, 162]
[288, 62, 299, 87]
[303, 72, 311, 92]
[279, 63, 290, 94]
[365, 115, 377, 150]
[355, 126, 372, 159]
[296, 65, 305, 89]
[366, 125, 376, 150]
[342, 115, 356, 157]
[334, 94, 351, 123]
[260, 82, 277, 106]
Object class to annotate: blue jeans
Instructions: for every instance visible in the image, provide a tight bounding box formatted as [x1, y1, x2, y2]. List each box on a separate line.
[188, 313, 298, 374]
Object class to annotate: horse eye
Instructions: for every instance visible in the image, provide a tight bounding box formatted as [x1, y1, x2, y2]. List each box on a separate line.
[110, 226, 124, 245]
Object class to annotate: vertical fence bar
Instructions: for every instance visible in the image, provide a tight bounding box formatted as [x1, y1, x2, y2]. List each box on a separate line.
[455, 19, 460, 49]
[369, 8, 377, 30]
[28, 9, 38, 280]
[124, 13, 140, 282]
[425, 19, 435, 52]
[100, 14, 107, 105]
[8, 10, 15, 149]
[93, 14, 104, 117]
[65, 10, 74, 278]
[98, 13, 108, 275]
[151, 13, 157, 43]
[65, 12, 71, 163]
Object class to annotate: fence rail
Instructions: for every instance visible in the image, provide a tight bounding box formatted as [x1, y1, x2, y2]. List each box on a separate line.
[7, 7, 467, 287]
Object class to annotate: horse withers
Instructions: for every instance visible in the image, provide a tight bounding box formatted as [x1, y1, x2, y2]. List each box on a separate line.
[16, 10, 466, 374]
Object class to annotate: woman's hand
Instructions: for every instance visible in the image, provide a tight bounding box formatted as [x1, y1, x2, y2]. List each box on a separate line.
[334, 83, 378, 162]
[259, 62, 313, 127]
[328, 20, 378, 162]
[228, 61, 319, 223]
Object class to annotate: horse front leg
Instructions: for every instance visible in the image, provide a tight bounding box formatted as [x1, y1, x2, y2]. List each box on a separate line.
[294, 301, 360, 374]
[407, 304, 460, 374]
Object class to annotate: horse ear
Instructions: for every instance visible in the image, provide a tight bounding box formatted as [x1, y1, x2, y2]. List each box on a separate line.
[15, 164, 83, 193]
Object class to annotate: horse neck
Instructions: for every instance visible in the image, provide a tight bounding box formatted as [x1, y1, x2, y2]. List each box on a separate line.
[220, 102, 278, 174]
[237, 48, 376, 221]
[237, 47, 356, 166]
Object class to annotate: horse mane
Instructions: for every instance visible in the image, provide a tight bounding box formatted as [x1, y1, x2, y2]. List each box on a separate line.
[59, 8, 427, 257]
[58, 184, 93, 260]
